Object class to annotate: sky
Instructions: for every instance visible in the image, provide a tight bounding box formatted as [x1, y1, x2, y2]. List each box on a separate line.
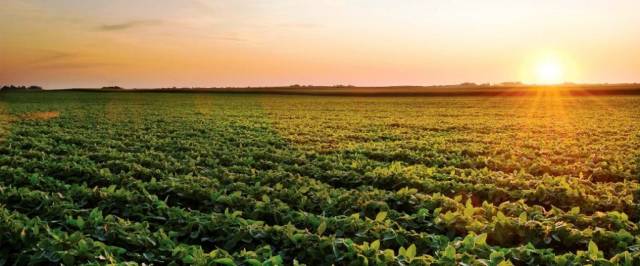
[1, 0, 639, 89]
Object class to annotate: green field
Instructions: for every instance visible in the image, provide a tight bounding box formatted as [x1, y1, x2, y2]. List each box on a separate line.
[0, 91, 639, 265]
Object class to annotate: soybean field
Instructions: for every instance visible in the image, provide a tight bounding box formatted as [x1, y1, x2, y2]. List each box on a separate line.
[0, 91, 639, 265]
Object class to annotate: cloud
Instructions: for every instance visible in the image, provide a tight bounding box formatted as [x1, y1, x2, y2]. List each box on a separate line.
[96, 20, 162, 31]
[29, 50, 75, 64]
[185, 0, 217, 13]
[277, 22, 321, 29]
[32, 62, 119, 70]
[210, 35, 246, 42]
[27, 50, 119, 70]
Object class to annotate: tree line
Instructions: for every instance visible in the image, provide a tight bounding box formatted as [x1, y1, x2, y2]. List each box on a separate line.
[1, 85, 43, 92]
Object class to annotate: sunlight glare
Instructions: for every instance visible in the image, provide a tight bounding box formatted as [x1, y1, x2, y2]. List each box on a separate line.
[534, 56, 565, 85]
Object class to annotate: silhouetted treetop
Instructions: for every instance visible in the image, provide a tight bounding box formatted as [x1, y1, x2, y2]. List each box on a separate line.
[101, 86, 125, 90]
[1, 85, 43, 91]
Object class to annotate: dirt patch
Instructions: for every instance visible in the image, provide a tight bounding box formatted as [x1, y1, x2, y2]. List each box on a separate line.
[20, 111, 60, 121]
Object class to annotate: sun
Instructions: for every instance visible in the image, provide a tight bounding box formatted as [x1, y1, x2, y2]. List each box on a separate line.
[534, 56, 565, 85]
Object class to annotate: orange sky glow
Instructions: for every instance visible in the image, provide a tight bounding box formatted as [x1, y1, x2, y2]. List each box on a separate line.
[1, 0, 639, 89]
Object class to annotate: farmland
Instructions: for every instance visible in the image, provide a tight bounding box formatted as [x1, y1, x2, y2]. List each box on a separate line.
[0, 91, 639, 265]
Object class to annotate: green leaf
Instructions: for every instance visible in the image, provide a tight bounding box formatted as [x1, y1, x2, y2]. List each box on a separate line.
[518, 212, 527, 224]
[89, 208, 102, 223]
[623, 251, 633, 266]
[245, 259, 261, 266]
[570, 206, 580, 215]
[317, 221, 327, 235]
[554, 255, 568, 265]
[261, 195, 270, 203]
[463, 208, 474, 218]
[77, 239, 88, 252]
[463, 200, 475, 217]
[444, 245, 456, 260]
[182, 255, 196, 264]
[76, 216, 85, 230]
[475, 233, 487, 246]
[497, 260, 514, 266]
[384, 249, 395, 260]
[359, 254, 369, 266]
[406, 244, 416, 260]
[375, 211, 388, 222]
[490, 251, 504, 262]
[588, 240, 600, 259]
[370, 240, 380, 251]
[266, 255, 283, 265]
[451, 193, 462, 202]
[213, 257, 236, 266]
[62, 253, 75, 265]
[28, 174, 38, 185]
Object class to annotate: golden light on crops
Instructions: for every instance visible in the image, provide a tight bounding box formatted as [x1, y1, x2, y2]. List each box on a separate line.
[534, 56, 565, 85]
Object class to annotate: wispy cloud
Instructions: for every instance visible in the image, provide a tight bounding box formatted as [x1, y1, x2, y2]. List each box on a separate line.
[210, 35, 247, 42]
[32, 62, 119, 70]
[28, 50, 119, 70]
[29, 50, 75, 64]
[96, 20, 162, 31]
[277, 22, 321, 29]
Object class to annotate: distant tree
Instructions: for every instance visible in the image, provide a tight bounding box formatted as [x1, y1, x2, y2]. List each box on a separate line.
[333, 84, 354, 88]
[499, 81, 523, 86]
[1, 85, 18, 91]
[459, 82, 477, 86]
[1, 85, 43, 91]
[101, 86, 124, 90]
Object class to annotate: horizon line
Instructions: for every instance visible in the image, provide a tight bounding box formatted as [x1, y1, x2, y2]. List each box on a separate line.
[4, 82, 640, 91]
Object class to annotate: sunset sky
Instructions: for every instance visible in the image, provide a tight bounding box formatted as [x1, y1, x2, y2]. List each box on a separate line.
[1, 0, 639, 89]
